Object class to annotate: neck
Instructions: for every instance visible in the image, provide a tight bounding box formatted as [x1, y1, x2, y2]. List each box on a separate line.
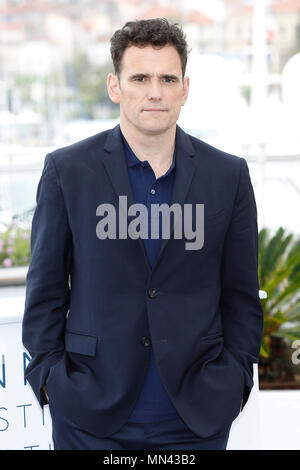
[120, 121, 176, 178]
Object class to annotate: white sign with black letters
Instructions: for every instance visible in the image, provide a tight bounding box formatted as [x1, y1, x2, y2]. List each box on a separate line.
[0, 296, 53, 450]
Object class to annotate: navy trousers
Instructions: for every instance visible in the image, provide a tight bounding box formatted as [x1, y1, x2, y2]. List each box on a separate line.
[49, 403, 231, 450]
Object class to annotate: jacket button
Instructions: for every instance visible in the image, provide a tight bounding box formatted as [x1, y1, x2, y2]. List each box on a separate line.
[148, 287, 158, 298]
[141, 336, 151, 347]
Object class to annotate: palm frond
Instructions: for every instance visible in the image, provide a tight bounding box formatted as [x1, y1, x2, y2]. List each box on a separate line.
[258, 226, 300, 358]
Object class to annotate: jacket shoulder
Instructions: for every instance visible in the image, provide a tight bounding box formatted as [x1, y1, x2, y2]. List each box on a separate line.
[182, 130, 247, 186]
[188, 131, 242, 167]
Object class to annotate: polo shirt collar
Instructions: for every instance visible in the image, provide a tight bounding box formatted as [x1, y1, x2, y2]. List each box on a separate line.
[121, 130, 176, 175]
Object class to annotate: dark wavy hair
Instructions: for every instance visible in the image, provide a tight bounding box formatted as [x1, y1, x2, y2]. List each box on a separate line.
[110, 18, 189, 79]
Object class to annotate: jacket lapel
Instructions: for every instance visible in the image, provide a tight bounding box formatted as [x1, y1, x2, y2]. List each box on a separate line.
[102, 124, 197, 273]
[156, 124, 196, 269]
[103, 124, 136, 210]
[103, 124, 151, 271]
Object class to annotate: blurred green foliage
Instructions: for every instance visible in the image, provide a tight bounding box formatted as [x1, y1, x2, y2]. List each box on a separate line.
[0, 222, 31, 267]
[259, 227, 300, 358]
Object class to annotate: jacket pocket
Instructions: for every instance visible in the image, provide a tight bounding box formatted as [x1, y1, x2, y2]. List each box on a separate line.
[64, 331, 98, 356]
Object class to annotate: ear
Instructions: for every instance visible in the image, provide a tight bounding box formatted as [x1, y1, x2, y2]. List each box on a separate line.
[107, 73, 121, 104]
[181, 76, 190, 106]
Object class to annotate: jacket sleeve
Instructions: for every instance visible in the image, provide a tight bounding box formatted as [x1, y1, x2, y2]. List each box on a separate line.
[220, 157, 264, 411]
[22, 152, 72, 407]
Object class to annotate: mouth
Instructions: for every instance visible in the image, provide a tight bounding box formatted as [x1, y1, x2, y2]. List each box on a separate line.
[143, 109, 167, 112]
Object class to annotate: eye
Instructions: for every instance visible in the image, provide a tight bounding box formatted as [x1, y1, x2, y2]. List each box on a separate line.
[134, 76, 146, 82]
[164, 77, 175, 83]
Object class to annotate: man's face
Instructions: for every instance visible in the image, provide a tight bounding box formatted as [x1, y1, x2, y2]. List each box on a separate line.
[107, 44, 189, 135]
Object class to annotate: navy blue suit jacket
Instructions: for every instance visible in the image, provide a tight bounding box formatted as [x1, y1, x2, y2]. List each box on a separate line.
[22, 123, 264, 439]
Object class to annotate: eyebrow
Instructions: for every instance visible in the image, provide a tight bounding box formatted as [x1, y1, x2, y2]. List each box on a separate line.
[128, 73, 180, 81]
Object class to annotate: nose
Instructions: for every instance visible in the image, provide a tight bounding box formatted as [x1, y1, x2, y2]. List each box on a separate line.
[147, 78, 163, 101]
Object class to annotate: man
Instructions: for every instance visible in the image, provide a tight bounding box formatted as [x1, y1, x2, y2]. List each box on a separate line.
[22, 18, 264, 450]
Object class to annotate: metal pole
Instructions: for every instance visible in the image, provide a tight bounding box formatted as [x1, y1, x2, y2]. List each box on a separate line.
[250, 0, 269, 229]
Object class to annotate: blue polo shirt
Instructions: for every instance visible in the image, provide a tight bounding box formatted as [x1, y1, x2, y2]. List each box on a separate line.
[121, 130, 181, 422]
